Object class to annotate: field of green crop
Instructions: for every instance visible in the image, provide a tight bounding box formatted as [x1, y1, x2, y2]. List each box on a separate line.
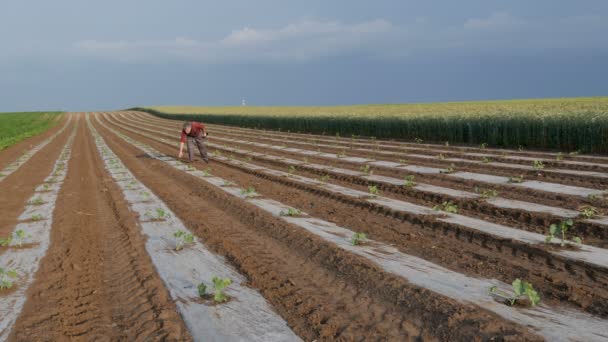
[137, 97, 608, 154]
[0, 112, 64, 150]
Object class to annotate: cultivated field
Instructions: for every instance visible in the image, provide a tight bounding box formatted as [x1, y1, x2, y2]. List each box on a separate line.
[0, 112, 63, 151]
[2, 111, 608, 341]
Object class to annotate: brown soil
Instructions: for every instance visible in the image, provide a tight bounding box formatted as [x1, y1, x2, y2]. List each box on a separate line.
[9, 114, 191, 341]
[93, 113, 542, 340]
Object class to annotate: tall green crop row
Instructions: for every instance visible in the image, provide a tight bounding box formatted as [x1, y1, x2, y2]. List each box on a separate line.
[134, 99, 608, 154]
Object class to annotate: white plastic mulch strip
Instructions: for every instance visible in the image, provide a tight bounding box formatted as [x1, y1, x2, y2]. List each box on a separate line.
[117, 112, 605, 198]
[0, 114, 72, 184]
[110, 113, 589, 221]
[97, 113, 608, 342]
[0, 124, 77, 340]
[111, 114, 599, 226]
[86, 114, 299, 342]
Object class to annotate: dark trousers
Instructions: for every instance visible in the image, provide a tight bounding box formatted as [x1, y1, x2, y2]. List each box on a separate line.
[187, 131, 208, 161]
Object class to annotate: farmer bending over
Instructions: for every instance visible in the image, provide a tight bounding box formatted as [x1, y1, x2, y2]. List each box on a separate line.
[178, 121, 209, 163]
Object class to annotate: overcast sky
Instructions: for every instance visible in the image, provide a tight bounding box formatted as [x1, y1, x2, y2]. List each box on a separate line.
[1, 0, 607, 111]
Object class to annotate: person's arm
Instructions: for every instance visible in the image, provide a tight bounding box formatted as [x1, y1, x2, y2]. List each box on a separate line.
[178, 131, 186, 158]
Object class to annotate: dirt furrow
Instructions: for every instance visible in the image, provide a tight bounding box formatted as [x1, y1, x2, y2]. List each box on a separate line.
[9, 114, 190, 341]
[92, 113, 542, 340]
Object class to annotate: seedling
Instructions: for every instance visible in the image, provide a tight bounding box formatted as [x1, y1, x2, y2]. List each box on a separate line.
[337, 151, 347, 158]
[31, 214, 43, 221]
[173, 230, 195, 251]
[29, 197, 44, 205]
[197, 283, 207, 297]
[212, 277, 232, 302]
[475, 187, 498, 199]
[444, 141, 450, 147]
[414, 138, 423, 144]
[518, 145, 524, 152]
[545, 219, 581, 246]
[359, 165, 372, 175]
[569, 150, 580, 156]
[202, 167, 212, 177]
[436, 154, 445, 160]
[433, 201, 458, 214]
[186, 164, 196, 171]
[368, 185, 380, 196]
[532, 160, 545, 170]
[489, 279, 540, 307]
[579, 206, 598, 219]
[481, 157, 490, 163]
[280, 208, 302, 217]
[351, 232, 368, 246]
[556, 152, 564, 161]
[246, 156, 253, 161]
[240, 187, 258, 198]
[403, 175, 416, 188]
[319, 175, 331, 183]
[212, 150, 222, 157]
[12, 229, 30, 247]
[302, 157, 309, 164]
[221, 180, 237, 187]
[42, 184, 51, 191]
[145, 208, 171, 221]
[0, 237, 12, 247]
[508, 174, 525, 183]
[140, 191, 151, 200]
[439, 164, 456, 174]
[288, 165, 296, 175]
[480, 143, 488, 149]
[0, 268, 18, 290]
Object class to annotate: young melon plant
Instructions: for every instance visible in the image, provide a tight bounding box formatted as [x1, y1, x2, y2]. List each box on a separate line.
[173, 230, 195, 251]
[0, 268, 18, 290]
[578, 206, 598, 219]
[436, 153, 445, 160]
[556, 152, 564, 161]
[221, 180, 237, 187]
[351, 232, 368, 246]
[202, 167, 212, 177]
[481, 157, 490, 164]
[29, 197, 44, 206]
[280, 208, 302, 217]
[197, 282, 207, 297]
[439, 164, 456, 174]
[0, 236, 12, 247]
[475, 187, 498, 199]
[414, 138, 423, 144]
[336, 151, 347, 158]
[31, 214, 43, 221]
[480, 143, 488, 149]
[545, 219, 581, 246]
[319, 175, 331, 183]
[13, 229, 30, 247]
[489, 278, 540, 307]
[433, 201, 458, 214]
[288, 165, 296, 175]
[212, 277, 232, 302]
[532, 160, 545, 170]
[508, 174, 525, 183]
[145, 208, 171, 221]
[403, 175, 416, 188]
[240, 186, 258, 198]
[359, 164, 372, 175]
[368, 185, 380, 196]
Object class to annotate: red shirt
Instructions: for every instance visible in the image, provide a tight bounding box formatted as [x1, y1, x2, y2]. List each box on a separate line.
[180, 122, 206, 143]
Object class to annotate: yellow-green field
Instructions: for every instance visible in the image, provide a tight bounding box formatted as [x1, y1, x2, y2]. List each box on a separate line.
[147, 97, 608, 119]
[136, 97, 608, 154]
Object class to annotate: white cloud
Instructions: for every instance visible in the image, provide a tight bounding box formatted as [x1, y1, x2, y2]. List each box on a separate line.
[74, 19, 394, 64]
[69, 14, 608, 64]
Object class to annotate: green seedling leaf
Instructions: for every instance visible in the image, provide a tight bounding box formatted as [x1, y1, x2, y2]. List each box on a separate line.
[279, 208, 302, 217]
[359, 165, 372, 175]
[351, 232, 368, 246]
[197, 283, 207, 297]
[433, 201, 458, 214]
[0, 267, 18, 290]
[403, 175, 416, 188]
[212, 277, 232, 302]
[173, 230, 195, 251]
[240, 187, 258, 198]
[368, 185, 380, 196]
